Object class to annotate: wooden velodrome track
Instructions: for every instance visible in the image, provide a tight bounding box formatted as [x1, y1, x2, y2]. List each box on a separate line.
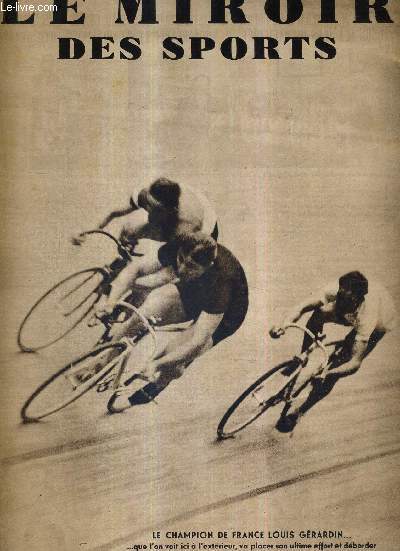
[2, 2, 400, 547]
[1, 175, 399, 551]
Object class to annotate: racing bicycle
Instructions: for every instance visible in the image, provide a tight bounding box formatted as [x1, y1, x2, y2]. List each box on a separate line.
[217, 324, 343, 439]
[21, 298, 189, 422]
[17, 230, 143, 353]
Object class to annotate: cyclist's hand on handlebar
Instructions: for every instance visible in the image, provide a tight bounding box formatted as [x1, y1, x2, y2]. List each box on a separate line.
[71, 233, 87, 246]
[88, 301, 116, 327]
[95, 301, 116, 319]
[269, 326, 285, 339]
[119, 228, 139, 254]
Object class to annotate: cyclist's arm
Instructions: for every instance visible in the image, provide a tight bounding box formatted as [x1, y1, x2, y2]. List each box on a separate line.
[282, 295, 325, 326]
[271, 293, 326, 338]
[120, 219, 151, 242]
[97, 201, 138, 230]
[328, 339, 368, 377]
[135, 267, 176, 289]
[107, 250, 163, 305]
[330, 303, 377, 377]
[152, 312, 223, 370]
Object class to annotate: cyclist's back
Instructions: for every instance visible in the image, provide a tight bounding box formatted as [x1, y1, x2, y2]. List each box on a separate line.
[73, 177, 218, 247]
[128, 178, 218, 242]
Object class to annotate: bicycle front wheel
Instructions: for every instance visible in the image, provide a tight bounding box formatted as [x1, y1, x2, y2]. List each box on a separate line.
[18, 268, 107, 352]
[21, 342, 126, 421]
[217, 360, 298, 439]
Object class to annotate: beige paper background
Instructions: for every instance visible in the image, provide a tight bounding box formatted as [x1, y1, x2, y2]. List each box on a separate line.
[1, 1, 399, 550]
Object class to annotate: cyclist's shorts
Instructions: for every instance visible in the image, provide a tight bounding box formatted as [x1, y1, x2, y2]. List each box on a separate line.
[176, 281, 248, 347]
[211, 305, 248, 346]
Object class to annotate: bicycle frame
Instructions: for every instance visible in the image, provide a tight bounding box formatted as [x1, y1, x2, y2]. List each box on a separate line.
[64, 297, 190, 404]
[246, 325, 331, 411]
[83, 229, 141, 285]
[216, 325, 346, 439]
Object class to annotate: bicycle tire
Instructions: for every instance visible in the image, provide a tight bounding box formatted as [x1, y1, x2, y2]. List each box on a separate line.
[17, 268, 107, 352]
[21, 342, 126, 422]
[217, 360, 298, 439]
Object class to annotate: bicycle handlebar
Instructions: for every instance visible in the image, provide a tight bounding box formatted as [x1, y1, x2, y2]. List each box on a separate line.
[81, 229, 121, 248]
[283, 323, 329, 367]
[80, 230, 143, 258]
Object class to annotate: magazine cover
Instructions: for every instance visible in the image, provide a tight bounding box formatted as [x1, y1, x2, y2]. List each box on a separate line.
[1, 1, 399, 550]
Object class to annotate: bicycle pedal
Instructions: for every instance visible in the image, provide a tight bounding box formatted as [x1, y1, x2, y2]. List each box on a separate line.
[149, 316, 162, 326]
[281, 359, 300, 376]
[97, 382, 112, 393]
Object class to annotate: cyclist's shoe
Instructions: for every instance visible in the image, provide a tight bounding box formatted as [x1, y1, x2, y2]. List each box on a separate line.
[128, 382, 165, 405]
[275, 411, 299, 433]
[107, 390, 133, 414]
[281, 358, 301, 377]
[107, 382, 166, 413]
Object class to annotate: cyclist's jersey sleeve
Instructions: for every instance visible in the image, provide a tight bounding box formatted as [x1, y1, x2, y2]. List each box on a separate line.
[190, 187, 217, 235]
[355, 282, 397, 341]
[130, 188, 140, 210]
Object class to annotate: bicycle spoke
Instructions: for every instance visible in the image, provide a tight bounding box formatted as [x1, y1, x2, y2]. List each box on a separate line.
[60, 272, 100, 301]
[217, 361, 300, 438]
[21, 343, 126, 421]
[18, 269, 104, 351]
[62, 289, 101, 318]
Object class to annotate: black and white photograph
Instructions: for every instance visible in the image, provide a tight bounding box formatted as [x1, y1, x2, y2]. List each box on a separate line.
[1, 1, 399, 550]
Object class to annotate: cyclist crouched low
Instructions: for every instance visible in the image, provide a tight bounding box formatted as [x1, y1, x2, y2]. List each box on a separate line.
[100, 232, 249, 412]
[270, 271, 398, 432]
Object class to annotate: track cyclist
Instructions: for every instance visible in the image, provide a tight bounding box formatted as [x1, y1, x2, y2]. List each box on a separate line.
[72, 177, 218, 245]
[87, 231, 248, 412]
[270, 271, 398, 432]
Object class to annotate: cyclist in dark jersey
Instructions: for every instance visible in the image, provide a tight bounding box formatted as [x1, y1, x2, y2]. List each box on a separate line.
[104, 232, 248, 413]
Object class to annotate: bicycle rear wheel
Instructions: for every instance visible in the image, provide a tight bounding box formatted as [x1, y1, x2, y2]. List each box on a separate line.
[21, 342, 126, 421]
[18, 268, 107, 352]
[217, 360, 298, 439]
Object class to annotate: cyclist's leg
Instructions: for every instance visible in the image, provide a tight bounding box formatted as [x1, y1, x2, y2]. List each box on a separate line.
[288, 329, 387, 420]
[363, 328, 386, 357]
[276, 372, 340, 433]
[88, 284, 189, 387]
[107, 285, 196, 412]
[288, 358, 321, 401]
[285, 308, 337, 396]
[300, 307, 336, 352]
[109, 341, 200, 411]
[326, 328, 386, 375]
[111, 296, 248, 410]
[109, 283, 190, 342]
[276, 324, 347, 433]
[140, 309, 249, 402]
[126, 357, 197, 407]
[283, 329, 357, 422]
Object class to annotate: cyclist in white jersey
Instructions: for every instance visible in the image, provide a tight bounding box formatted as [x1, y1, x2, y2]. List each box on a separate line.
[270, 271, 398, 431]
[73, 177, 218, 245]
[72, 177, 218, 319]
